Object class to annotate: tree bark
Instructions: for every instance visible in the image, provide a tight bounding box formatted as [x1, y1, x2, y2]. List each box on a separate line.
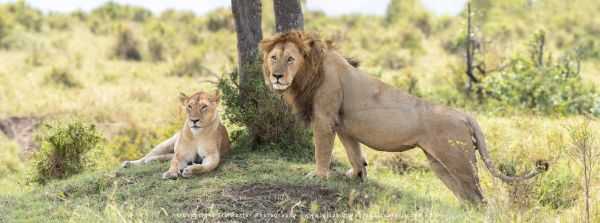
[273, 0, 304, 33]
[231, 0, 263, 94]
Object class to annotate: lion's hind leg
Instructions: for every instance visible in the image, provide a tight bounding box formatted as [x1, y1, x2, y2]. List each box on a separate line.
[424, 152, 484, 204]
[337, 132, 368, 182]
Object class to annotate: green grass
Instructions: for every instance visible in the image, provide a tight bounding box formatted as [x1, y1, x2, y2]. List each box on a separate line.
[2, 116, 597, 222]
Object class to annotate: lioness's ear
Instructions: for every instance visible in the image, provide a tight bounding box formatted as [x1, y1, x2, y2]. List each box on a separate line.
[178, 92, 188, 105]
[211, 90, 221, 104]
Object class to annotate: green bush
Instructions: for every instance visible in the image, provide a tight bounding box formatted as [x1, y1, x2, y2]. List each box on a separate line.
[218, 60, 313, 161]
[479, 32, 600, 116]
[532, 166, 579, 209]
[91, 2, 152, 22]
[32, 121, 104, 184]
[112, 24, 142, 61]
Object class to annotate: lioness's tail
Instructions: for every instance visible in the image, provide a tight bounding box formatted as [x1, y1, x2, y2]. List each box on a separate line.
[467, 116, 549, 183]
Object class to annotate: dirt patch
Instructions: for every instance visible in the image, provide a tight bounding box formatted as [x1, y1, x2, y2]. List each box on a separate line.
[0, 116, 42, 155]
[377, 154, 428, 174]
[184, 183, 348, 222]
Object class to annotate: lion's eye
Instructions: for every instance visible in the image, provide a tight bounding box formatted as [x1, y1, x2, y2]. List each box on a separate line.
[187, 105, 192, 111]
[270, 55, 277, 62]
[287, 57, 294, 63]
[201, 105, 208, 111]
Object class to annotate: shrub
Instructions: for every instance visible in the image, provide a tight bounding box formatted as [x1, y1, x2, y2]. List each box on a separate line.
[112, 24, 142, 61]
[44, 66, 81, 88]
[532, 166, 579, 209]
[32, 121, 104, 184]
[479, 31, 600, 116]
[218, 60, 313, 161]
[166, 56, 214, 77]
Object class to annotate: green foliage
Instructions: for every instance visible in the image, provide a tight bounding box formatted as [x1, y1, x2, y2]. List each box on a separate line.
[44, 66, 81, 88]
[112, 24, 142, 61]
[479, 32, 600, 116]
[218, 61, 313, 161]
[0, 135, 24, 176]
[91, 2, 152, 22]
[532, 167, 579, 209]
[0, 1, 42, 32]
[32, 121, 104, 184]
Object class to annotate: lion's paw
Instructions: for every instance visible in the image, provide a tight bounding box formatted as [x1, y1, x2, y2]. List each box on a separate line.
[304, 171, 328, 180]
[181, 167, 194, 178]
[345, 168, 367, 182]
[162, 171, 178, 180]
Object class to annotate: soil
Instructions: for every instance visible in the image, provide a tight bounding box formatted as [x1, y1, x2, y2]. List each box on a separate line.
[0, 116, 42, 156]
[185, 182, 348, 222]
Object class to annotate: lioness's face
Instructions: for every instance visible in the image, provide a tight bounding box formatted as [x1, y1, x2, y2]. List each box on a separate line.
[264, 42, 305, 91]
[178, 91, 221, 133]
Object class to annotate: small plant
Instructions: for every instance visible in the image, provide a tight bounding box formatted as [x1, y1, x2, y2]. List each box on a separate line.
[532, 165, 578, 209]
[112, 24, 141, 61]
[567, 119, 599, 222]
[32, 120, 104, 184]
[44, 66, 81, 88]
[218, 60, 313, 161]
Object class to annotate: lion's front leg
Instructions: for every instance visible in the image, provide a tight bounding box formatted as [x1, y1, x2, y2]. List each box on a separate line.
[306, 117, 336, 179]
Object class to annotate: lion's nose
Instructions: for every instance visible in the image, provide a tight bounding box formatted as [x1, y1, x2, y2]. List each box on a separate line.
[190, 119, 200, 124]
[272, 72, 284, 80]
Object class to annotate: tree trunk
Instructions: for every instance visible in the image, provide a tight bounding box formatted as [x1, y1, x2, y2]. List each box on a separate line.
[273, 0, 304, 33]
[231, 0, 263, 96]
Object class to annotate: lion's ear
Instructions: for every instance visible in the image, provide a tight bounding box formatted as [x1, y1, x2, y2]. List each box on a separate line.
[259, 39, 275, 55]
[211, 90, 221, 104]
[178, 92, 188, 105]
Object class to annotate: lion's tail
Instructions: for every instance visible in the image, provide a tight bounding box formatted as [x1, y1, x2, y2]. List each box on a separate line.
[467, 116, 549, 183]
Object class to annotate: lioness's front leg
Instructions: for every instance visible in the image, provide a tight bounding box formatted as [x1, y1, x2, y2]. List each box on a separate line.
[306, 116, 336, 179]
[162, 154, 188, 180]
[181, 154, 220, 178]
[121, 132, 179, 168]
[337, 132, 367, 182]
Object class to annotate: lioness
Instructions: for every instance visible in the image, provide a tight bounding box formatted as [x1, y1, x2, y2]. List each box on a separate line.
[259, 30, 547, 204]
[121, 91, 230, 180]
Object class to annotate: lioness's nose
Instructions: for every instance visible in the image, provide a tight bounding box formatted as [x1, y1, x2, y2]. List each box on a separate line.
[190, 119, 200, 124]
[273, 72, 284, 80]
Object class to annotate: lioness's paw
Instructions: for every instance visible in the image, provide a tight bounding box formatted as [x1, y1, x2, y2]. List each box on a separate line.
[345, 168, 367, 182]
[304, 171, 328, 180]
[162, 171, 178, 180]
[120, 161, 131, 168]
[181, 167, 194, 178]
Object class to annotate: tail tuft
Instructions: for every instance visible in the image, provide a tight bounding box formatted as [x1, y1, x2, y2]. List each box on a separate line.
[535, 159, 550, 172]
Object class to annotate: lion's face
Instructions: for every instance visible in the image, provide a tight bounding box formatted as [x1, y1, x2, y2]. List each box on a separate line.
[263, 42, 305, 91]
[178, 91, 221, 133]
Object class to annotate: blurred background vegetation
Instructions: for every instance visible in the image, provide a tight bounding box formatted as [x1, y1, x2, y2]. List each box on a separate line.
[0, 0, 599, 222]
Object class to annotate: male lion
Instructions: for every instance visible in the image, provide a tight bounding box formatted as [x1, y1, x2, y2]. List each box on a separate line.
[121, 91, 230, 180]
[259, 30, 548, 204]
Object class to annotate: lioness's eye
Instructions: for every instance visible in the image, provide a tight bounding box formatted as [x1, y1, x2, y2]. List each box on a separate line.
[287, 57, 294, 63]
[201, 105, 208, 111]
[270, 55, 276, 62]
[187, 105, 192, 111]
